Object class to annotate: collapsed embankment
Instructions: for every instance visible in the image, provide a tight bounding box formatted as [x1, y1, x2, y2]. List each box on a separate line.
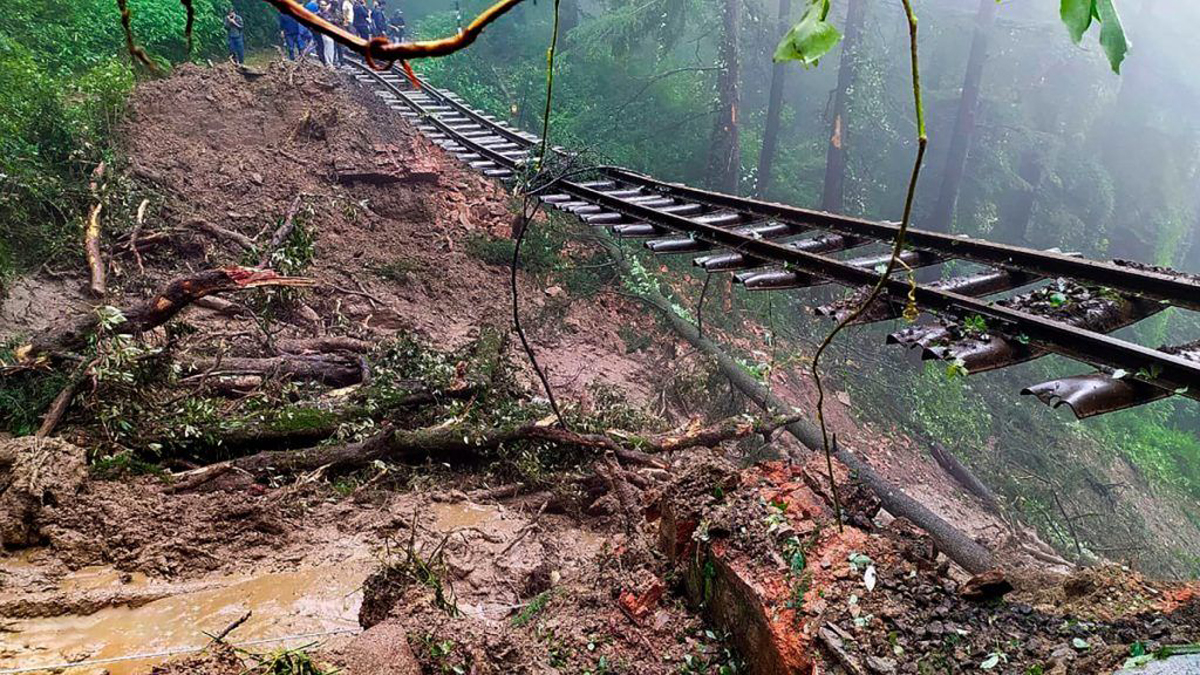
[1, 60, 1198, 675]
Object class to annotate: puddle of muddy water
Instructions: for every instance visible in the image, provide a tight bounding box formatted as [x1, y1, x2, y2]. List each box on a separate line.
[0, 562, 370, 675]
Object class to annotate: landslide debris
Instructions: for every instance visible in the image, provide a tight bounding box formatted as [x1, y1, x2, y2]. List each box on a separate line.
[0, 437, 87, 549]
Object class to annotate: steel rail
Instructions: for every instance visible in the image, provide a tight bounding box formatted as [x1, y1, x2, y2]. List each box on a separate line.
[601, 167, 1200, 313]
[363, 62, 1200, 318]
[554, 180, 1200, 397]
[346, 60, 1200, 403]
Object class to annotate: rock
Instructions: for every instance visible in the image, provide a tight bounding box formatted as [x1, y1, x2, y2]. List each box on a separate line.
[0, 437, 88, 548]
[959, 569, 1013, 602]
[866, 655, 898, 674]
[329, 621, 420, 675]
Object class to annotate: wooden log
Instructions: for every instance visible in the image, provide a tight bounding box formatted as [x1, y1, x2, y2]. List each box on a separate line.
[84, 162, 107, 297]
[930, 442, 1004, 515]
[276, 336, 374, 354]
[186, 354, 362, 387]
[23, 267, 314, 361]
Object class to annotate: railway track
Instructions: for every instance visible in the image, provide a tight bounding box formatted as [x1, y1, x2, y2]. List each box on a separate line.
[344, 59, 1200, 420]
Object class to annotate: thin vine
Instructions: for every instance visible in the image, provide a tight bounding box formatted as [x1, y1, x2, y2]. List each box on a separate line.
[809, 0, 927, 531]
[509, 0, 567, 428]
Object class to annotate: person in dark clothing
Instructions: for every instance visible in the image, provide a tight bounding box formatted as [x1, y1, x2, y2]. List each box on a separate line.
[225, 8, 245, 64]
[352, 0, 371, 40]
[279, 11, 301, 60]
[387, 9, 406, 42]
[370, 0, 387, 38]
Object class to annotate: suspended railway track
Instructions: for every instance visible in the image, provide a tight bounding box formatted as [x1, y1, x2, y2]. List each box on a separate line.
[344, 59, 1200, 420]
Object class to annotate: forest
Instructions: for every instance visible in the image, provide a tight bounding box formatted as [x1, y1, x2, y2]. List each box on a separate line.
[1, 0, 1199, 673]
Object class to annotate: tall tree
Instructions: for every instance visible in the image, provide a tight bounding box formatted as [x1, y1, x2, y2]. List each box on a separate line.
[707, 0, 742, 194]
[928, 0, 997, 231]
[819, 0, 866, 212]
[754, 0, 792, 199]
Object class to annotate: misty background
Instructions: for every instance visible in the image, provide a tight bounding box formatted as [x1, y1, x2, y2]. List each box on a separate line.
[403, 0, 1200, 576]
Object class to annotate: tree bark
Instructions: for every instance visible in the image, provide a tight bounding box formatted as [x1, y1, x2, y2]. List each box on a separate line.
[23, 267, 314, 360]
[706, 0, 742, 194]
[928, 0, 996, 232]
[186, 354, 363, 387]
[84, 162, 107, 297]
[754, 0, 792, 199]
[819, 0, 866, 213]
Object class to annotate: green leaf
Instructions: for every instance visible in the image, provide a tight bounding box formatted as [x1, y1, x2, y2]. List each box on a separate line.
[1061, 0, 1095, 43]
[1073, 637, 1090, 650]
[1094, 0, 1128, 73]
[980, 653, 1001, 670]
[774, 0, 842, 68]
[1060, 0, 1128, 73]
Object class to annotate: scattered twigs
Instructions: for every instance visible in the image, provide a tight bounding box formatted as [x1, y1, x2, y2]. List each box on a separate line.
[207, 610, 251, 644]
[809, 0, 927, 532]
[188, 218, 255, 250]
[261, 0, 526, 69]
[84, 162, 108, 297]
[499, 501, 547, 555]
[129, 198, 150, 274]
[259, 197, 303, 267]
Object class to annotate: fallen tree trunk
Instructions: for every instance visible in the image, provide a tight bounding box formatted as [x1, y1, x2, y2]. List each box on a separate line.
[588, 224, 998, 574]
[930, 442, 1004, 515]
[23, 266, 313, 361]
[276, 336, 374, 355]
[170, 410, 783, 489]
[186, 354, 363, 387]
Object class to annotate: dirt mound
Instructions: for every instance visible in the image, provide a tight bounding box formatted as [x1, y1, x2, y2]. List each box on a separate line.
[0, 437, 87, 548]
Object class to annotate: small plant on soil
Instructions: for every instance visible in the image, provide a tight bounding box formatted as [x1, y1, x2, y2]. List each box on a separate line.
[416, 634, 467, 674]
[378, 530, 459, 616]
[371, 257, 422, 283]
[239, 644, 337, 675]
[511, 589, 554, 627]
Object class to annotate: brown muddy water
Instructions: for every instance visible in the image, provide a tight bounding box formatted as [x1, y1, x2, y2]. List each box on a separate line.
[0, 559, 370, 674]
[0, 502, 548, 674]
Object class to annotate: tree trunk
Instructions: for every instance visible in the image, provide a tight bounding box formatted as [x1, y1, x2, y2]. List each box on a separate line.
[928, 0, 997, 232]
[819, 0, 866, 213]
[993, 148, 1043, 245]
[587, 224, 997, 574]
[706, 0, 742, 194]
[754, 0, 792, 199]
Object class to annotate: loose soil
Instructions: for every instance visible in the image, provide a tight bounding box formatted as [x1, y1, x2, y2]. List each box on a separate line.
[1, 58, 1197, 675]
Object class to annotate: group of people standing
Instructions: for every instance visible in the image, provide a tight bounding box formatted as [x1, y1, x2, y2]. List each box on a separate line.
[224, 1, 407, 67]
